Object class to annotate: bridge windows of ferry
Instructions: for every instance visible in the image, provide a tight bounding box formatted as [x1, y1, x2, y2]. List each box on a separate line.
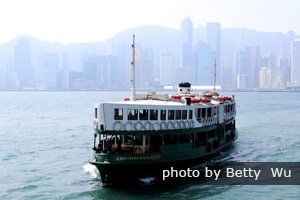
[139, 109, 149, 120]
[134, 121, 143, 130]
[182, 110, 187, 120]
[160, 110, 166, 120]
[114, 108, 123, 120]
[189, 110, 193, 119]
[128, 109, 138, 120]
[112, 121, 124, 131]
[175, 110, 181, 120]
[150, 109, 158, 120]
[168, 110, 175, 120]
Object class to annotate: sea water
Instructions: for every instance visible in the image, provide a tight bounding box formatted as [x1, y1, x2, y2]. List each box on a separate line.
[0, 91, 299, 200]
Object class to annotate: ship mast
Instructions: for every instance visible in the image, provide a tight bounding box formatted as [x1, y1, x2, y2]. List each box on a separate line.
[131, 35, 136, 101]
[213, 58, 217, 92]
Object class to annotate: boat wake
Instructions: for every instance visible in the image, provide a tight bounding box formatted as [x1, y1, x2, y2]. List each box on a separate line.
[83, 163, 100, 179]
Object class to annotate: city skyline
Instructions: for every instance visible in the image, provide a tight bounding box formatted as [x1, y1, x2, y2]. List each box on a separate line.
[0, 0, 300, 44]
[0, 16, 299, 91]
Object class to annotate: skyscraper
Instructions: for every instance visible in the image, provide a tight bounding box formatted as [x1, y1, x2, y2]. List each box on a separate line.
[181, 17, 193, 68]
[206, 23, 221, 85]
[14, 38, 33, 87]
[291, 39, 300, 85]
[194, 41, 211, 85]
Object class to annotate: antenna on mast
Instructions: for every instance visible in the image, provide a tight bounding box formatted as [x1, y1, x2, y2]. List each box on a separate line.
[131, 35, 136, 101]
[213, 58, 217, 92]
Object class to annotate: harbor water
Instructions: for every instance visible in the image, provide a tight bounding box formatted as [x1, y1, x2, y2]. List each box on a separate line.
[0, 91, 299, 200]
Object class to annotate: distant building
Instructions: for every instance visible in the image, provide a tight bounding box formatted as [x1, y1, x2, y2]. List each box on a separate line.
[259, 67, 272, 88]
[36, 54, 58, 89]
[14, 38, 34, 87]
[194, 41, 211, 85]
[206, 23, 221, 85]
[160, 53, 173, 85]
[180, 17, 194, 83]
[136, 46, 154, 89]
[291, 39, 300, 86]
[235, 47, 253, 88]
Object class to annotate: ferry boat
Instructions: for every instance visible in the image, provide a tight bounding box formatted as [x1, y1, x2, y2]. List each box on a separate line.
[89, 35, 238, 185]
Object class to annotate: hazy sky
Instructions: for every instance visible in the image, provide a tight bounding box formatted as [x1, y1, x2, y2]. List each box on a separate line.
[0, 0, 299, 44]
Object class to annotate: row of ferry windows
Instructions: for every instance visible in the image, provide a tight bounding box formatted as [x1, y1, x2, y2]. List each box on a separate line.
[114, 108, 193, 121]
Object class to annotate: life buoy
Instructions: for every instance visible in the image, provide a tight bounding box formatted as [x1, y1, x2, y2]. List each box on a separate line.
[160, 121, 167, 130]
[125, 121, 133, 131]
[180, 121, 186, 129]
[143, 121, 152, 130]
[153, 122, 160, 131]
[134, 121, 143, 130]
[188, 120, 195, 128]
[112, 121, 124, 131]
[174, 121, 181, 129]
[167, 121, 174, 130]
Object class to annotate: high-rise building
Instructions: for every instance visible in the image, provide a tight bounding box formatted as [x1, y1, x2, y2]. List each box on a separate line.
[235, 47, 253, 88]
[291, 39, 300, 85]
[160, 53, 173, 85]
[14, 38, 33, 87]
[181, 17, 193, 68]
[36, 54, 58, 89]
[194, 41, 211, 85]
[206, 23, 221, 85]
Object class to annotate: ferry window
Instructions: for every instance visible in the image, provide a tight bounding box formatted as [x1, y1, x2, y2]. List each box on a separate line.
[201, 108, 206, 118]
[133, 135, 143, 145]
[189, 110, 193, 119]
[207, 107, 212, 117]
[207, 130, 215, 139]
[164, 135, 172, 145]
[124, 135, 133, 145]
[214, 107, 217, 116]
[150, 109, 158, 120]
[182, 110, 187, 120]
[95, 108, 97, 118]
[128, 109, 138, 120]
[175, 110, 181, 120]
[230, 105, 233, 112]
[114, 108, 123, 120]
[139, 109, 148, 120]
[161, 110, 166, 120]
[168, 110, 175, 120]
[197, 109, 201, 119]
[179, 134, 191, 144]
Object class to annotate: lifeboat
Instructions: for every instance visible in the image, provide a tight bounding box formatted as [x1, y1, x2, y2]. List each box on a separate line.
[191, 97, 211, 103]
[203, 92, 219, 98]
[171, 93, 196, 100]
[124, 97, 130, 101]
[217, 96, 232, 101]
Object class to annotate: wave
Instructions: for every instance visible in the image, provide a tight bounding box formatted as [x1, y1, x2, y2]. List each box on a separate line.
[83, 163, 100, 179]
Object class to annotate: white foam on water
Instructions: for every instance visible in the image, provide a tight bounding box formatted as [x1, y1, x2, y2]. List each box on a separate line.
[83, 163, 100, 179]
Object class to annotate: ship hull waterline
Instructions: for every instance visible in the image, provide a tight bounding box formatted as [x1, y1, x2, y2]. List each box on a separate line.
[89, 130, 238, 186]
